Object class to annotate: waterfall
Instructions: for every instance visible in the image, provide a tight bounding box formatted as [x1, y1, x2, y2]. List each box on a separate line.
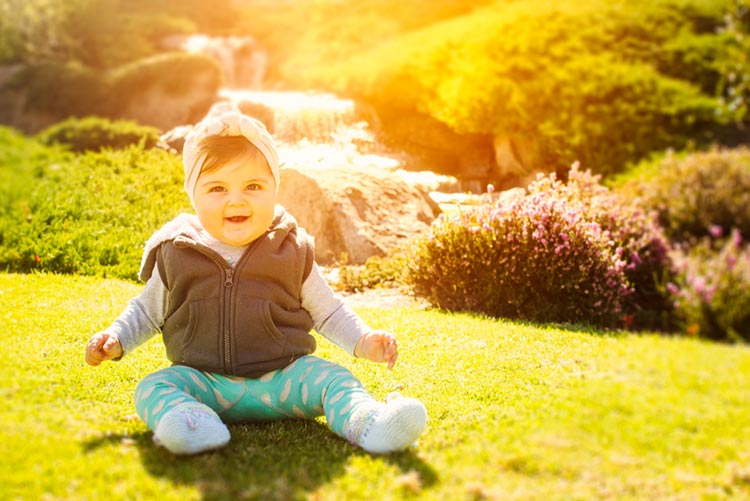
[172, 34, 459, 192]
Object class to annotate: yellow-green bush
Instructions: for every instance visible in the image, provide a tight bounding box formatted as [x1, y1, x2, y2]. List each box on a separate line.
[0, 128, 189, 280]
[5, 53, 222, 126]
[0, 0, 237, 69]
[617, 148, 750, 244]
[105, 52, 223, 116]
[272, 0, 733, 177]
[7, 61, 105, 117]
[36, 116, 161, 153]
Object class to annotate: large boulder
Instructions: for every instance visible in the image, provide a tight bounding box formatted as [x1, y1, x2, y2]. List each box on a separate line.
[277, 165, 440, 264]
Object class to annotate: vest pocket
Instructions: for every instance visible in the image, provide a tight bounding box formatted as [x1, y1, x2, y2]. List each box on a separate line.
[178, 298, 223, 368]
[234, 296, 287, 363]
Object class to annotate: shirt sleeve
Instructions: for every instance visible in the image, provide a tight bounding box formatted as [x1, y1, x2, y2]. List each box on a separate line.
[301, 262, 371, 356]
[106, 270, 168, 357]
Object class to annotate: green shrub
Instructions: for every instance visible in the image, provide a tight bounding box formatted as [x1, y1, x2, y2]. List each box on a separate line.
[405, 167, 674, 328]
[36, 116, 161, 153]
[715, 0, 750, 123]
[4, 53, 222, 124]
[6, 61, 106, 117]
[528, 165, 676, 330]
[298, 0, 729, 177]
[0, 138, 190, 280]
[0, 0, 235, 69]
[617, 148, 750, 245]
[106, 52, 222, 114]
[336, 254, 407, 292]
[669, 229, 750, 342]
[0, 126, 71, 216]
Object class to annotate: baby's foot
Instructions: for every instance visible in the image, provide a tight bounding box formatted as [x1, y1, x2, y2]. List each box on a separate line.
[153, 402, 230, 455]
[358, 392, 427, 454]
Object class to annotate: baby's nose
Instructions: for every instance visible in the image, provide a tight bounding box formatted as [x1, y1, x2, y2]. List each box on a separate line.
[227, 192, 248, 206]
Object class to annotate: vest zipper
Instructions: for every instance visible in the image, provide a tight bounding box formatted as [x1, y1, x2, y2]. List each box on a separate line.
[174, 233, 272, 375]
[223, 267, 234, 372]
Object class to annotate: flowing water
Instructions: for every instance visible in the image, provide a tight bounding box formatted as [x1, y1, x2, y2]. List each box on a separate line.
[178, 34, 460, 194]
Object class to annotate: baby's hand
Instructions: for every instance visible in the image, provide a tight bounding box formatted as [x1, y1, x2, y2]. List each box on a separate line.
[85, 332, 123, 366]
[354, 331, 398, 370]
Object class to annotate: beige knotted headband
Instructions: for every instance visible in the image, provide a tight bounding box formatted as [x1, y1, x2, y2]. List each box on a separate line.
[182, 102, 279, 207]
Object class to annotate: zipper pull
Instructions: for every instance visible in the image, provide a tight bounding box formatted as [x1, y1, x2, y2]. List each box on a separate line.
[224, 268, 234, 287]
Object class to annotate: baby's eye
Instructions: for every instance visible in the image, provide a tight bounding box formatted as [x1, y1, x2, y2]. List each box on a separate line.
[246, 183, 262, 191]
[208, 186, 226, 193]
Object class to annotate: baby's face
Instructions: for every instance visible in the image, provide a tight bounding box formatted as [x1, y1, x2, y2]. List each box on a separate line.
[193, 156, 277, 247]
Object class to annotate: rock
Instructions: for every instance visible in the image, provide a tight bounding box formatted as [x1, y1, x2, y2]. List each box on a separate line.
[117, 70, 217, 132]
[236, 100, 275, 133]
[157, 99, 274, 153]
[370, 107, 498, 188]
[158, 124, 194, 153]
[493, 135, 541, 188]
[278, 165, 440, 264]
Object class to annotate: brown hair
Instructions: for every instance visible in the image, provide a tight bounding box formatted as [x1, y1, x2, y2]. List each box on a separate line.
[197, 135, 270, 175]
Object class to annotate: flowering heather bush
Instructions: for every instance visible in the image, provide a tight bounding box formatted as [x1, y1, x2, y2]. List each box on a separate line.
[669, 229, 750, 343]
[618, 148, 750, 244]
[405, 165, 675, 328]
[530, 164, 676, 329]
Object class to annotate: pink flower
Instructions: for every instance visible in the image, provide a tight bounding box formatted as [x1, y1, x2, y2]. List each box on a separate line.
[708, 225, 723, 239]
[731, 228, 743, 248]
[630, 251, 642, 265]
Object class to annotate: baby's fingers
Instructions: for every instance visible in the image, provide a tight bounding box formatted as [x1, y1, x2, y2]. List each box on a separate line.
[85, 343, 104, 366]
[103, 336, 118, 352]
[384, 338, 398, 370]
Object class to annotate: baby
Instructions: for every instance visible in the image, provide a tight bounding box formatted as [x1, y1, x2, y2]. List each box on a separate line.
[85, 103, 427, 455]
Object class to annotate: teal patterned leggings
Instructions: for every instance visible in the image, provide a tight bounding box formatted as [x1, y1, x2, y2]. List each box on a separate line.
[134, 355, 377, 442]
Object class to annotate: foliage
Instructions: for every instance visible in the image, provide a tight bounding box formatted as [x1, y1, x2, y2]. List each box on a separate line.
[5, 52, 222, 123]
[242, 0, 494, 84]
[310, 1, 736, 174]
[670, 230, 750, 342]
[5, 60, 106, 117]
[0, 129, 189, 280]
[59, 0, 195, 69]
[4, 272, 750, 499]
[335, 253, 407, 292]
[405, 167, 674, 329]
[716, 0, 750, 123]
[0, 0, 238, 69]
[36, 116, 161, 153]
[0, 0, 75, 64]
[106, 52, 223, 115]
[527, 165, 676, 330]
[0, 126, 70, 217]
[617, 148, 750, 245]
[254, 0, 735, 178]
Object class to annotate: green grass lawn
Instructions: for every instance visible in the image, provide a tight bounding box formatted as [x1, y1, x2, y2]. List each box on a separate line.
[2, 272, 750, 500]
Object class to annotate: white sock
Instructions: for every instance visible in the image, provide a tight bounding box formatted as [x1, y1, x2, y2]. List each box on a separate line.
[358, 393, 427, 454]
[153, 402, 230, 455]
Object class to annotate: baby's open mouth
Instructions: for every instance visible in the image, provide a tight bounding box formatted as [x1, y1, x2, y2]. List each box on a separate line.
[226, 216, 249, 224]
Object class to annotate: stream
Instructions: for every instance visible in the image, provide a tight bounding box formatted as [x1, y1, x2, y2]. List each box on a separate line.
[177, 34, 471, 204]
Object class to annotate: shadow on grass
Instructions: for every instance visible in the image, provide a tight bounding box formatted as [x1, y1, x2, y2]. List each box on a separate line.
[85, 418, 437, 499]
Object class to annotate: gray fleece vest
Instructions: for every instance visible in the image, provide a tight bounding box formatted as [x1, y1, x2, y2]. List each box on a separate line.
[141, 209, 316, 378]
